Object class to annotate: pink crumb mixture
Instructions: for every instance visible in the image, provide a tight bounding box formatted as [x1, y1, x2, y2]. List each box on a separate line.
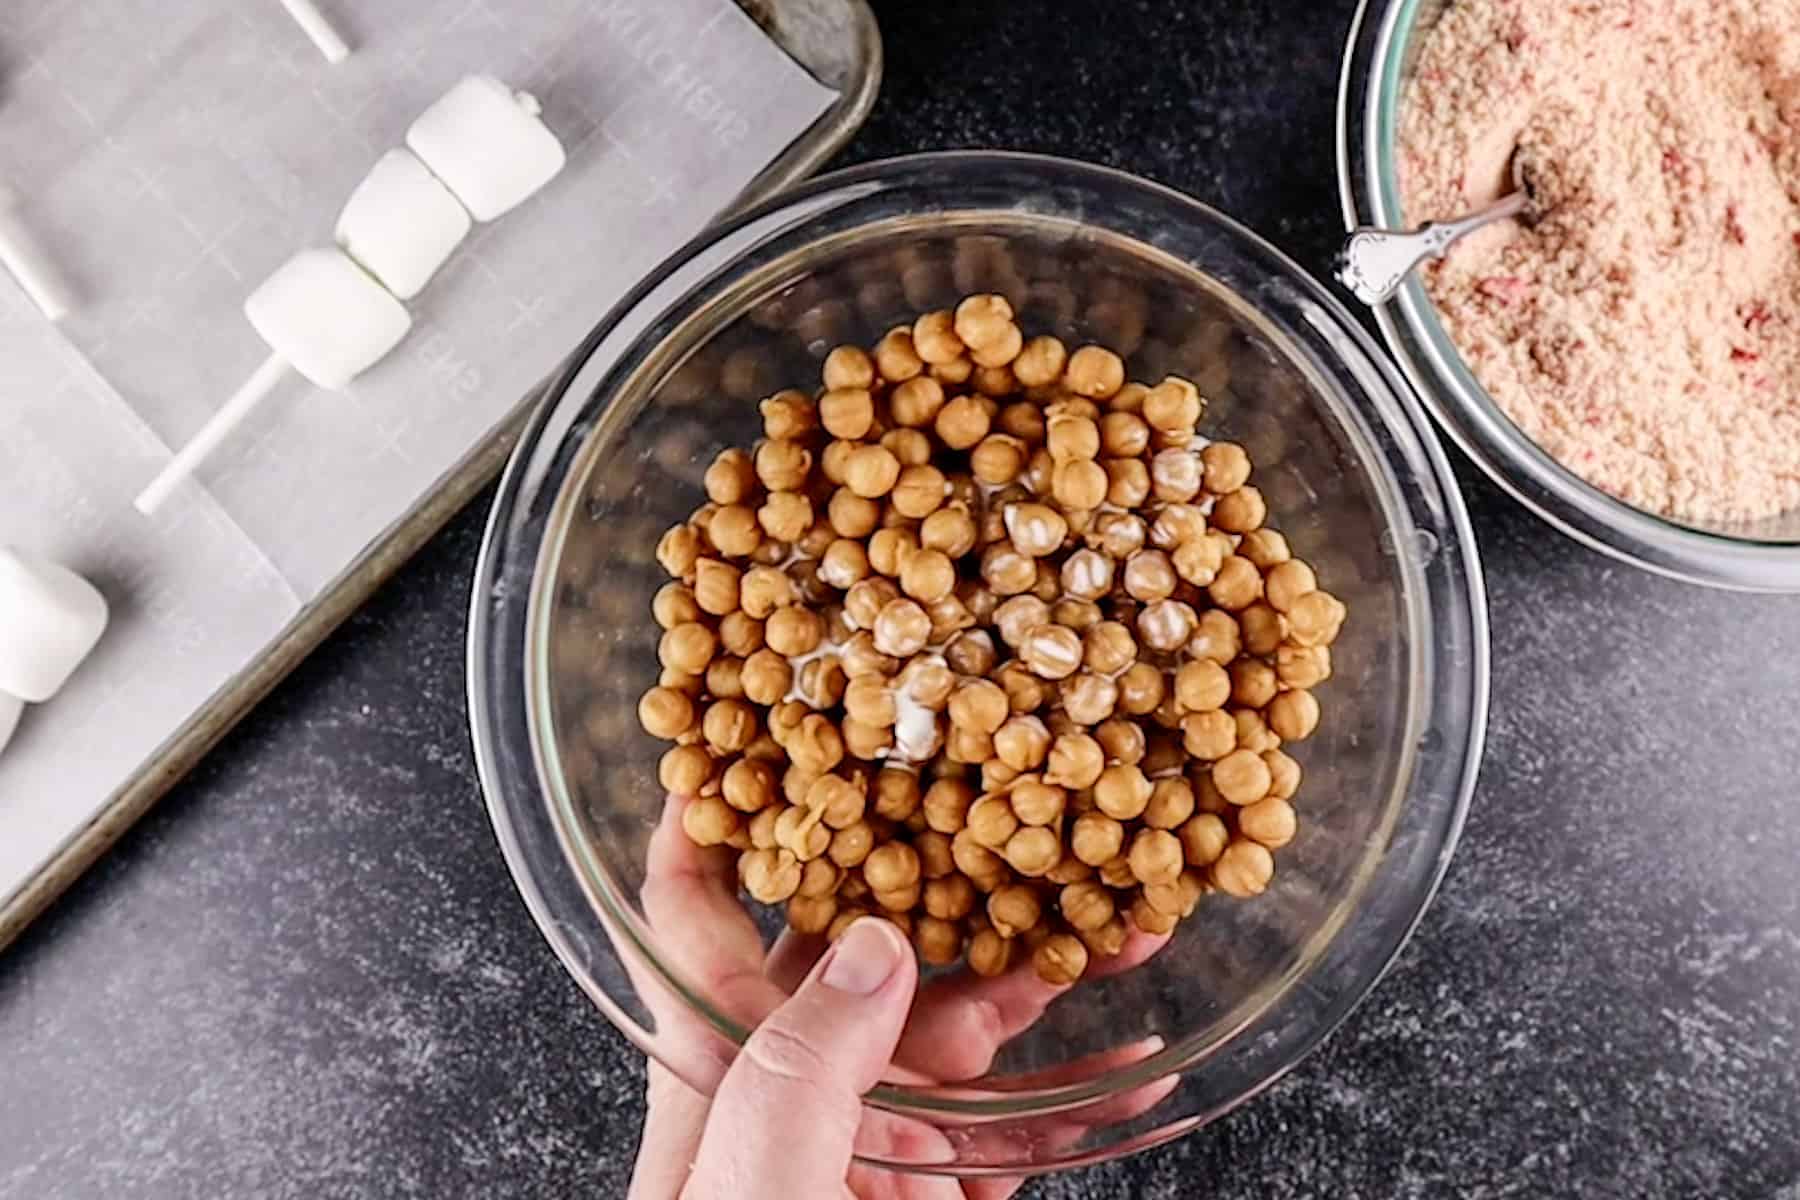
[1398, 0, 1800, 523]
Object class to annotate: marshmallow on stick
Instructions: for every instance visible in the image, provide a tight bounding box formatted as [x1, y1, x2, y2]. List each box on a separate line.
[134, 248, 410, 514]
[0, 184, 76, 321]
[0, 692, 20, 757]
[277, 0, 350, 63]
[0, 547, 109, 756]
[133, 75, 564, 516]
[406, 76, 566, 221]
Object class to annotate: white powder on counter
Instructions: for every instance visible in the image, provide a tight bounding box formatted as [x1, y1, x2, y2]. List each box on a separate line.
[1399, 0, 1800, 523]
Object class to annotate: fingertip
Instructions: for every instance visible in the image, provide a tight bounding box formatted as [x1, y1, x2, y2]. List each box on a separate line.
[819, 916, 914, 998]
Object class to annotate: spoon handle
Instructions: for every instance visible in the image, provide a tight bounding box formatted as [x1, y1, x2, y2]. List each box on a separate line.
[1335, 191, 1530, 306]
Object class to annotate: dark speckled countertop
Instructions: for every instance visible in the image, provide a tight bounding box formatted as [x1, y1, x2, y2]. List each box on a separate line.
[5, 2, 1800, 1197]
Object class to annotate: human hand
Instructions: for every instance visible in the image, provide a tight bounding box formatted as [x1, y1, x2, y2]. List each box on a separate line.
[627, 795, 1177, 1199]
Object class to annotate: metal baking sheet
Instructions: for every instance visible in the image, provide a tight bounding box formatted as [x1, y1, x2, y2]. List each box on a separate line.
[0, 0, 881, 951]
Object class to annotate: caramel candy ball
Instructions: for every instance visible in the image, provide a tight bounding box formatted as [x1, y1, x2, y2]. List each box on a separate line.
[656, 524, 702, 578]
[1060, 672, 1120, 726]
[1129, 893, 1178, 936]
[1144, 777, 1197, 830]
[1004, 826, 1063, 876]
[1137, 599, 1198, 653]
[1013, 335, 1069, 387]
[1020, 624, 1083, 680]
[659, 744, 713, 796]
[1080, 915, 1130, 959]
[1143, 377, 1201, 432]
[1287, 590, 1348, 647]
[945, 629, 999, 676]
[954, 293, 1015, 348]
[682, 795, 741, 846]
[658, 622, 716, 677]
[1008, 778, 1064, 826]
[827, 821, 874, 868]
[988, 884, 1044, 938]
[1212, 748, 1273, 805]
[1173, 660, 1231, 714]
[1004, 503, 1068, 557]
[704, 447, 759, 505]
[923, 874, 977, 921]
[1277, 643, 1333, 690]
[1123, 549, 1177, 602]
[1179, 812, 1231, 867]
[1264, 749, 1303, 800]
[1188, 608, 1242, 664]
[912, 310, 966, 364]
[1092, 717, 1144, 764]
[967, 795, 1020, 849]
[1046, 411, 1101, 462]
[1229, 657, 1279, 710]
[1033, 932, 1089, 986]
[1116, 662, 1166, 716]
[722, 758, 779, 814]
[1212, 839, 1275, 897]
[994, 716, 1053, 772]
[872, 598, 932, 658]
[972, 433, 1029, 485]
[820, 387, 876, 440]
[1093, 764, 1152, 821]
[1045, 733, 1106, 789]
[1061, 548, 1115, 602]
[1125, 827, 1182, 887]
[755, 439, 813, 492]
[968, 927, 1013, 977]
[863, 842, 922, 894]
[1059, 880, 1116, 933]
[787, 893, 839, 935]
[1238, 796, 1298, 848]
[741, 847, 803, 902]
[1100, 410, 1151, 457]
[638, 686, 695, 738]
[1200, 442, 1252, 494]
[823, 344, 876, 390]
[1064, 345, 1125, 398]
[694, 558, 743, 616]
[1182, 709, 1237, 760]
[932, 395, 990, 451]
[651, 582, 702, 630]
[923, 777, 976, 834]
[948, 679, 1010, 735]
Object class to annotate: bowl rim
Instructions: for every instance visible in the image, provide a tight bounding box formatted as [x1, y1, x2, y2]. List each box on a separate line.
[469, 149, 1491, 1165]
[1337, 0, 1800, 593]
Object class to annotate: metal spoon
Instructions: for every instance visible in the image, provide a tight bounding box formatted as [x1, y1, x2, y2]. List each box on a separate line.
[1335, 152, 1538, 306]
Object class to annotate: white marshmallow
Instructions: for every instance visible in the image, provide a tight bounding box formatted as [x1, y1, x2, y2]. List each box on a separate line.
[0, 547, 109, 704]
[335, 149, 470, 300]
[243, 248, 411, 389]
[0, 692, 20, 756]
[406, 75, 565, 222]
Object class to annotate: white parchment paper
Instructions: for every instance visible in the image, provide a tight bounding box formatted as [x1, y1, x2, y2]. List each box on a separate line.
[0, 0, 836, 908]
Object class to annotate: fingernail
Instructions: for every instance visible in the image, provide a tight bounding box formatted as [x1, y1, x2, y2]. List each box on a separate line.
[820, 918, 904, 996]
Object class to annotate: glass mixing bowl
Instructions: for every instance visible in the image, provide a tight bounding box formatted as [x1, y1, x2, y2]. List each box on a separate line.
[1339, 0, 1800, 591]
[469, 152, 1488, 1175]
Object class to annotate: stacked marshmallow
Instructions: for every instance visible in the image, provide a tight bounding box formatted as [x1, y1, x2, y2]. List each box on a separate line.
[0, 548, 109, 757]
[137, 76, 566, 514]
[250, 74, 567, 391]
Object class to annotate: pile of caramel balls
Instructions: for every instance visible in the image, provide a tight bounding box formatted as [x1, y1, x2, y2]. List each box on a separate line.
[638, 294, 1346, 986]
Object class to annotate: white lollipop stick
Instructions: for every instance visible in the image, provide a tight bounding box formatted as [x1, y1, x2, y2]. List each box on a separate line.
[277, 0, 350, 63]
[0, 186, 75, 321]
[135, 353, 289, 515]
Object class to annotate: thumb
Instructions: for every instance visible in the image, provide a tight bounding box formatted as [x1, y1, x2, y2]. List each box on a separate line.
[684, 918, 917, 1199]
